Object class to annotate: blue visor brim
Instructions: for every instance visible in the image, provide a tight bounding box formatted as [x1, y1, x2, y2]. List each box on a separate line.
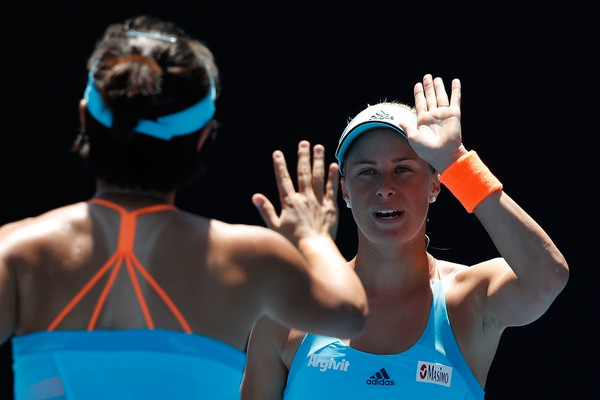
[335, 121, 407, 175]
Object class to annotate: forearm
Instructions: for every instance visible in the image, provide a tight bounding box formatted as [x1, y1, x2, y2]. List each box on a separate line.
[296, 235, 368, 333]
[297, 235, 367, 303]
[296, 235, 349, 278]
[474, 190, 569, 298]
[438, 148, 568, 298]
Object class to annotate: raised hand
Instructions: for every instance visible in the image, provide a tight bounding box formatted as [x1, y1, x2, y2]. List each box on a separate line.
[252, 141, 339, 245]
[401, 74, 467, 173]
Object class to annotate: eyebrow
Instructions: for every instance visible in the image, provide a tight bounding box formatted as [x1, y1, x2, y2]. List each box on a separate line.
[350, 156, 416, 165]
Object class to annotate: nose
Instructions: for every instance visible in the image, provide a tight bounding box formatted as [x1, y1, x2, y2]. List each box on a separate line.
[376, 175, 396, 198]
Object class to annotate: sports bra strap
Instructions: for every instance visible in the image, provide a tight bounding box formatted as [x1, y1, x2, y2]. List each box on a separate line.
[47, 198, 192, 333]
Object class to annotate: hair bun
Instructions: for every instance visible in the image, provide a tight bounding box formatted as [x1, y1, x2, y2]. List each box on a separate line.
[102, 54, 163, 101]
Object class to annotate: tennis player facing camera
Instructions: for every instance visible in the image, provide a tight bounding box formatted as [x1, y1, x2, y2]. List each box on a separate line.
[243, 75, 569, 399]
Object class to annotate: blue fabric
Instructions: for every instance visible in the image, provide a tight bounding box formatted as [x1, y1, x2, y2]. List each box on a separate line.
[12, 329, 245, 399]
[84, 71, 216, 141]
[283, 279, 484, 399]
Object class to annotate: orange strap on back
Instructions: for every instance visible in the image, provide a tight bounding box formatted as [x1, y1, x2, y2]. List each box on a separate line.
[48, 198, 192, 333]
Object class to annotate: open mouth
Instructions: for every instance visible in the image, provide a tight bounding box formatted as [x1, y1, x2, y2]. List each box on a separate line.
[374, 210, 404, 220]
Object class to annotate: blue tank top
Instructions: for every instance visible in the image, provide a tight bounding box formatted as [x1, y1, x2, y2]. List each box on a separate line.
[12, 329, 245, 399]
[283, 279, 484, 399]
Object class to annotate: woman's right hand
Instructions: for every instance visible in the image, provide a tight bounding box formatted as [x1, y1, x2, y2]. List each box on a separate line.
[252, 140, 339, 246]
[400, 74, 467, 174]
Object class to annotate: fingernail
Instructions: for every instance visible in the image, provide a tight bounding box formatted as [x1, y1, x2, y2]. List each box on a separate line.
[252, 195, 264, 206]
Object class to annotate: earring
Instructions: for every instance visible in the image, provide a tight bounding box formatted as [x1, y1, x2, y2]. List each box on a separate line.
[346, 202, 351, 208]
[430, 196, 437, 203]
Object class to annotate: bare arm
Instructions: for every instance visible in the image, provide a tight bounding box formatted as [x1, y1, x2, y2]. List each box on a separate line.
[472, 191, 568, 326]
[0, 257, 17, 345]
[252, 141, 368, 337]
[241, 317, 291, 400]
[403, 74, 569, 328]
[0, 222, 22, 344]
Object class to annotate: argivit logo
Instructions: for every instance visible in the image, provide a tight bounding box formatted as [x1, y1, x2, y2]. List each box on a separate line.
[307, 354, 350, 372]
[416, 361, 453, 388]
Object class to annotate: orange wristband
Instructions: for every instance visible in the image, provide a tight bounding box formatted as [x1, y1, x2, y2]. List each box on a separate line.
[440, 151, 503, 213]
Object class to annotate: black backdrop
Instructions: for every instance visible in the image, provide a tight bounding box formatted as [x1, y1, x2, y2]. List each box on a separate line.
[1, 1, 594, 398]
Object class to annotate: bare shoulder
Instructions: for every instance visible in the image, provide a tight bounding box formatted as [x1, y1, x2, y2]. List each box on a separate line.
[436, 258, 488, 321]
[205, 219, 302, 266]
[208, 219, 290, 246]
[437, 257, 509, 290]
[435, 258, 469, 281]
[0, 206, 93, 341]
[0, 202, 91, 264]
[436, 256, 512, 320]
[183, 217, 309, 296]
[435, 257, 514, 341]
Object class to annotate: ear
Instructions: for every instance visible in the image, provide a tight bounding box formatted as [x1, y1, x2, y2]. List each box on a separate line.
[341, 177, 350, 204]
[196, 121, 214, 151]
[79, 99, 87, 127]
[430, 172, 441, 202]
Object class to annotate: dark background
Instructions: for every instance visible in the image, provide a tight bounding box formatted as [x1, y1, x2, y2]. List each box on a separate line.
[1, 1, 594, 398]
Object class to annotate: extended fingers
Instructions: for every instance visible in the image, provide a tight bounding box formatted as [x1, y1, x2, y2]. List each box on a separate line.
[312, 145, 326, 202]
[273, 141, 329, 205]
[252, 193, 279, 229]
[434, 77, 450, 107]
[296, 141, 312, 195]
[324, 163, 339, 205]
[414, 81, 427, 115]
[423, 74, 438, 110]
[415, 74, 453, 110]
[450, 78, 461, 108]
[272, 149, 296, 204]
[275, 141, 333, 206]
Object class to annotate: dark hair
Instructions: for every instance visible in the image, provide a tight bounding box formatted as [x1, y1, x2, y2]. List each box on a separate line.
[73, 15, 220, 191]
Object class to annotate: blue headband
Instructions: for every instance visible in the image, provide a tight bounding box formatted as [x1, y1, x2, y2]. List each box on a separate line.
[83, 70, 216, 140]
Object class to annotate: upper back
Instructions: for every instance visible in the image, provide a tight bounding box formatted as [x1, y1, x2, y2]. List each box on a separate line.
[0, 198, 278, 349]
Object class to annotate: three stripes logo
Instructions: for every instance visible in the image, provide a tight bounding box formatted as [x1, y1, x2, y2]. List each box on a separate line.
[366, 368, 395, 386]
[369, 110, 394, 121]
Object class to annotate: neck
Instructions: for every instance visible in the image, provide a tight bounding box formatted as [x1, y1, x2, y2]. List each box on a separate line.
[352, 233, 436, 291]
[94, 181, 175, 205]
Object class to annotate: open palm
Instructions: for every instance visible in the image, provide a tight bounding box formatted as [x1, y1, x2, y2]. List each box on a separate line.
[401, 75, 467, 173]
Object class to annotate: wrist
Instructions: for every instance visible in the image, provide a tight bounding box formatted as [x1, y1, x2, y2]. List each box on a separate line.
[297, 235, 346, 264]
[297, 234, 336, 252]
[433, 145, 469, 173]
[440, 150, 503, 213]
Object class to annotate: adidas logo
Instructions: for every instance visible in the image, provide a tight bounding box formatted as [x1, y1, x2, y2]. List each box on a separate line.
[369, 110, 394, 121]
[365, 368, 395, 386]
